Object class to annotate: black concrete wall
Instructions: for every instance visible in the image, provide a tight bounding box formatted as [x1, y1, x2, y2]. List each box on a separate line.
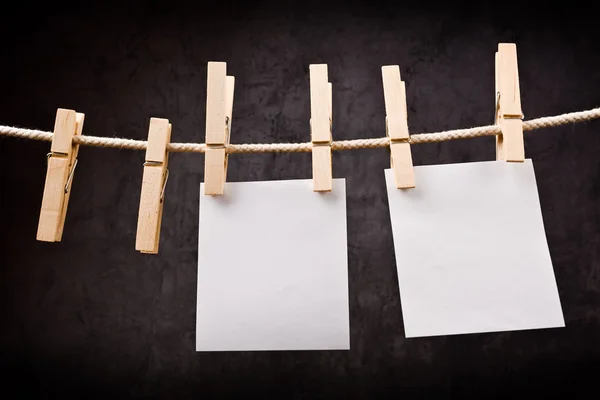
[1, 1, 599, 397]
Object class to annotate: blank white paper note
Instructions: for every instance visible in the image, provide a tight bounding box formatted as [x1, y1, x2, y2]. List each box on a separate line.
[197, 178, 349, 351]
[385, 160, 564, 338]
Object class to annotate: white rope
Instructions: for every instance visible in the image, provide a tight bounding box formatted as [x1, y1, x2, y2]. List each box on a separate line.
[1, 107, 599, 153]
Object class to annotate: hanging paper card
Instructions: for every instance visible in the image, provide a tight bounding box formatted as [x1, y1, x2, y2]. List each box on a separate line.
[385, 160, 564, 338]
[197, 179, 350, 351]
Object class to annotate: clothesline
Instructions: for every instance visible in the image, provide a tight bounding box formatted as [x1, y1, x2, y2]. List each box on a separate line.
[1, 107, 599, 153]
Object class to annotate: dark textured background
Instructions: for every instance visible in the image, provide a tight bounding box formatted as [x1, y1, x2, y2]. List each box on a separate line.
[1, 1, 599, 397]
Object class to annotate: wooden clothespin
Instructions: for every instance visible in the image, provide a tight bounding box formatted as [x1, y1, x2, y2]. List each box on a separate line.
[495, 43, 524, 162]
[37, 108, 85, 242]
[136, 118, 172, 254]
[204, 62, 235, 195]
[310, 64, 333, 192]
[382, 65, 415, 188]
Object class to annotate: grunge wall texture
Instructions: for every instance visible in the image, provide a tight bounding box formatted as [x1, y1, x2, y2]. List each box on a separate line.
[1, 1, 599, 398]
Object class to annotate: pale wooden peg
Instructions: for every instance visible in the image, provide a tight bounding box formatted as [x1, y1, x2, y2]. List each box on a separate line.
[310, 64, 332, 192]
[495, 43, 524, 162]
[204, 62, 235, 195]
[382, 65, 415, 189]
[136, 118, 172, 254]
[37, 108, 85, 242]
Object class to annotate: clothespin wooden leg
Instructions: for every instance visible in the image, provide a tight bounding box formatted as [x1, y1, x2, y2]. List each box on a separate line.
[57, 112, 84, 241]
[204, 62, 235, 196]
[495, 43, 524, 162]
[37, 108, 84, 242]
[310, 64, 333, 192]
[382, 65, 415, 188]
[136, 118, 171, 254]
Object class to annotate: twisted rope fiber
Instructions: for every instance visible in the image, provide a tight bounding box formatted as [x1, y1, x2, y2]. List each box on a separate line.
[1, 107, 599, 153]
